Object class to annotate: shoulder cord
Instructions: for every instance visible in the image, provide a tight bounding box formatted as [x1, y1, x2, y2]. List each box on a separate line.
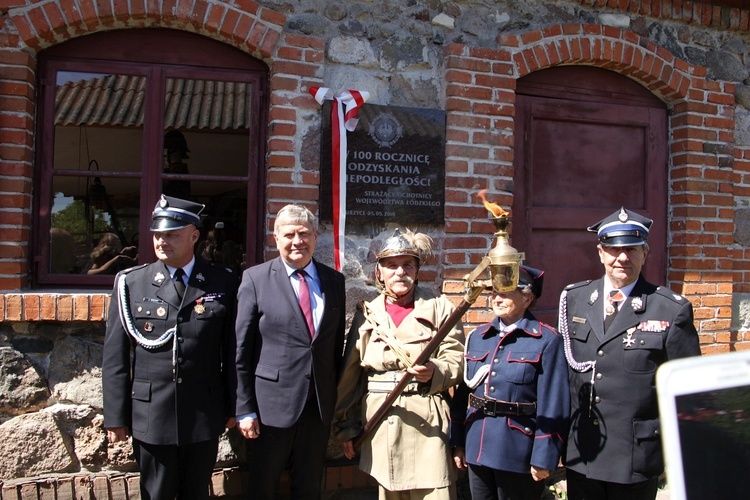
[558, 289, 597, 415]
[116, 272, 179, 369]
[461, 327, 488, 390]
[362, 301, 414, 369]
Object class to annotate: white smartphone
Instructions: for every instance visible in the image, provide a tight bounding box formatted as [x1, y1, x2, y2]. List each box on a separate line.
[656, 351, 750, 500]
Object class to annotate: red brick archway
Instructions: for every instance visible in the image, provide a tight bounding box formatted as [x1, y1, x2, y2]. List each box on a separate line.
[444, 24, 735, 346]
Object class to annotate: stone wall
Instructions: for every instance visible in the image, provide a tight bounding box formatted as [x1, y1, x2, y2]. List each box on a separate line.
[0, 320, 154, 476]
[1, 0, 750, 494]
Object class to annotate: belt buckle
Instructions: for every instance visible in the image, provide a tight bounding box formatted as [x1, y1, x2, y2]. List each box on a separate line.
[483, 401, 496, 417]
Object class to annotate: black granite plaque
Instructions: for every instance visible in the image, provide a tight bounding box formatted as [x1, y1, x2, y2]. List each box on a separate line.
[320, 103, 446, 225]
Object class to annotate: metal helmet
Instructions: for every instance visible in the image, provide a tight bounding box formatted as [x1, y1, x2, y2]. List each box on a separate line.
[375, 228, 432, 264]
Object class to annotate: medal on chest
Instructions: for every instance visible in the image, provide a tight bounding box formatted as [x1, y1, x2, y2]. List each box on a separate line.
[194, 298, 206, 315]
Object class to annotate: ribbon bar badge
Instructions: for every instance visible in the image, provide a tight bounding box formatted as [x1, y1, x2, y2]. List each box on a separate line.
[637, 320, 669, 332]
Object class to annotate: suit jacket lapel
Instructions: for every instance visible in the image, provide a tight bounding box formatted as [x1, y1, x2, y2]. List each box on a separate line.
[154, 261, 182, 308]
[274, 257, 310, 340]
[313, 261, 334, 343]
[182, 259, 209, 306]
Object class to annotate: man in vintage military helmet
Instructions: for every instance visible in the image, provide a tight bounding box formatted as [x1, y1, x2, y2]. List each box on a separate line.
[334, 228, 464, 499]
[557, 207, 700, 500]
[103, 194, 239, 500]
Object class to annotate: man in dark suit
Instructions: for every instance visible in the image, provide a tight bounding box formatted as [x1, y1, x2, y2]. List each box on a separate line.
[558, 207, 701, 500]
[103, 194, 238, 500]
[235, 204, 346, 499]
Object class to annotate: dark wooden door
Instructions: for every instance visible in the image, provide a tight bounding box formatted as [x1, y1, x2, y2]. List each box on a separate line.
[512, 67, 668, 325]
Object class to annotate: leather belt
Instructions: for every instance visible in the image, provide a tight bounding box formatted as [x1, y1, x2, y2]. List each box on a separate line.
[367, 371, 422, 394]
[469, 393, 536, 417]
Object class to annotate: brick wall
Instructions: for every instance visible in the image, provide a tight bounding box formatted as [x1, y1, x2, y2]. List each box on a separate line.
[1, 0, 749, 492]
[440, 23, 745, 351]
[576, 0, 750, 30]
[0, 0, 747, 347]
[0, 466, 377, 499]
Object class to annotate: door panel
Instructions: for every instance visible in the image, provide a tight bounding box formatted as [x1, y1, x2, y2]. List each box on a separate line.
[512, 68, 668, 325]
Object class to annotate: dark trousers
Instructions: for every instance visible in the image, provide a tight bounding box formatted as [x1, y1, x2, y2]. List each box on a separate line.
[468, 463, 544, 500]
[247, 398, 330, 500]
[133, 438, 219, 500]
[566, 469, 659, 500]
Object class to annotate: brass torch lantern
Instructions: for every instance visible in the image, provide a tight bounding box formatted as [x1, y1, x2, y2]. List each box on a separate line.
[486, 208, 525, 292]
[463, 190, 525, 294]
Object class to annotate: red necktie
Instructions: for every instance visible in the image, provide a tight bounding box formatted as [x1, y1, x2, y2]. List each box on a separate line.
[296, 270, 315, 338]
[604, 289, 625, 331]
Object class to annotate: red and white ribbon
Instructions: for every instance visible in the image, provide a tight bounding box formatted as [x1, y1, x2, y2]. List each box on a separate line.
[309, 86, 369, 271]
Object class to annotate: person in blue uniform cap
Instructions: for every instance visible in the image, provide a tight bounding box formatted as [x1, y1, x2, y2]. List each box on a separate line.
[451, 264, 570, 500]
[103, 194, 239, 500]
[558, 207, 700, 500]
[150, 194, 204, 231]
[587, 206, 652, 248]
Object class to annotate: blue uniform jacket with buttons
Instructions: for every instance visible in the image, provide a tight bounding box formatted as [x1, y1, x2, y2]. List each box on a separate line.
[450, 312, 570, 474]
[562, 276, 700, 484]
[103, 258, 239, 446]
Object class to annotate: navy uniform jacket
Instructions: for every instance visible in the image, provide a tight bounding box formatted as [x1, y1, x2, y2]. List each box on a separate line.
[562, 276, 700, 484]
[235, 257, 346, 428]
[450, 313, 570, 473]
[102, 258, 239, 445]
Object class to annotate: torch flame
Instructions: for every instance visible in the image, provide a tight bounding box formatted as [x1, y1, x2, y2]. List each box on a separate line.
[478, 189, 509, 218]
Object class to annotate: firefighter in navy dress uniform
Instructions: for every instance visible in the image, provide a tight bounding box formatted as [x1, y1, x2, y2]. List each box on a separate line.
[558, 207, 700, 500]
[451, 265, 570, 500]
[103, 194, 239, 500]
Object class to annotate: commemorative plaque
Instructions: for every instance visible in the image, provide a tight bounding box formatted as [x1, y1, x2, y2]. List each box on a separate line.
[320, 103, 446, 225]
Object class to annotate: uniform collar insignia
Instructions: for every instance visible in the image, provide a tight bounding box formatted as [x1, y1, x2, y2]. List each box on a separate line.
[589, 289, 599, 304]
[154, 272, 166, 284]
[196, 272, 205, 282]
[631, 296, 643, 311]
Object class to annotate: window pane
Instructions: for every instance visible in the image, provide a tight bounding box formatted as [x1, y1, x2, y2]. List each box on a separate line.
[191, 181, 248, 274]
[54, 71, 145, 173]
[163, 77, 250, 180]
[50, 177, 141, 275]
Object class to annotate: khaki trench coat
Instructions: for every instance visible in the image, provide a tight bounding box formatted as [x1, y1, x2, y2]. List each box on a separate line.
[334, 287, 464, 491]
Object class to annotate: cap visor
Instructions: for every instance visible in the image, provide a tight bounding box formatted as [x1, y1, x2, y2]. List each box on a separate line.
[600, 235, 646, 247]
[150, 218, 190, 231]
